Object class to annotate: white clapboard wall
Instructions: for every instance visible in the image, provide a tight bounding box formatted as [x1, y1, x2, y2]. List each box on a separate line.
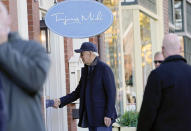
[44, 31, 68, 131]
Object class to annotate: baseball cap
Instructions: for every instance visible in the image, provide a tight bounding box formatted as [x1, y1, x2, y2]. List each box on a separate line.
[74, 42, 97, 53]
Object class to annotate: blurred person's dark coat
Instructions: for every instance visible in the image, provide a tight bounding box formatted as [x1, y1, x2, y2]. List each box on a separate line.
[137, 55, 191, 131]
[0, 75, 5, 131]
[0, 32, 50, 131]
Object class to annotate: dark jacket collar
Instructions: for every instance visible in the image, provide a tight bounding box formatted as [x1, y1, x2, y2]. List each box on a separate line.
[163, 55, 187, 64]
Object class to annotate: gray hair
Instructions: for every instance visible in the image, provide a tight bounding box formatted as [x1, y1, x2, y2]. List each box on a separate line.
[154, 52, 162, 58]
[92, 52, 99, 56]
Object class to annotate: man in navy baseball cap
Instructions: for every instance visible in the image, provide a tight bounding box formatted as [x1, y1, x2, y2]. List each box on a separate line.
[53, 41, 117, 130]
[74, 42, 99, 65]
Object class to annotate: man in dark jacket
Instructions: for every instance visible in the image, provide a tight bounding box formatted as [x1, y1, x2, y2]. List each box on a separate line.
[0, 2, 50, 131]
[54, 42, 117, 131]
[137, 33, 191, 131]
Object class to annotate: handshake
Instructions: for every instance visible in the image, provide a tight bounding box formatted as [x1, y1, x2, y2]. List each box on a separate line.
[53, 99, 61, 108]
[46, 98, 61, 109]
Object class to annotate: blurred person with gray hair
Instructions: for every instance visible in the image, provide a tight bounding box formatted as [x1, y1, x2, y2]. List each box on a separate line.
[0, 2, 50, 131]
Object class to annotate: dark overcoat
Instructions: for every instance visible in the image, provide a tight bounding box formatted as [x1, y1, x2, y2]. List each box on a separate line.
[137, 55, 191, 131]
[60, 58, 117, 127]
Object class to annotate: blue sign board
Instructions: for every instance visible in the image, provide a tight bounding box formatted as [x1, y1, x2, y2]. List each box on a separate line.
[45, 0, 113, 38]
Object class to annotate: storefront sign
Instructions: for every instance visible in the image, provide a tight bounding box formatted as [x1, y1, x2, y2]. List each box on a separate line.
[45, 0, 113, 38]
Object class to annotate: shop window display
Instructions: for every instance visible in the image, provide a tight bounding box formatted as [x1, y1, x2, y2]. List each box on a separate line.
[103, 0, 124, 115]
[140, 12, 152, 88]
[122, 9, 136, 112]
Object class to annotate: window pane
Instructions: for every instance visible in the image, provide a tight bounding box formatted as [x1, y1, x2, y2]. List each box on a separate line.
[187, 2, 191, 34]
[140, 12, 152, 88]
[168, 0, 174, 24]
[174, 0, 183, 31]
[122, 9, 136, 112]
[121, 0, 136, 2]
[103, 0, 124, 115]
[139, 0, 157, 14]
[121, 0, 136, 5]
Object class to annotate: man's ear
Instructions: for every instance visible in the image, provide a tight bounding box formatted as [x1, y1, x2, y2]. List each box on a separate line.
[89, 51, 92, 56]
[162, 46, 165, 57]
[179, 45, 182, 53]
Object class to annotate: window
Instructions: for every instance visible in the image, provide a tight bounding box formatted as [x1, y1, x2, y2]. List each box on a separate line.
[186, 2, 191, 34]
[168, 0, 174, 24]
[174, 0, 184, 31]
[121, 0, 137, 5]
[103, 0, 124, 115]
[139, 0, 157, 13]
[122, 9, 136, 112]
[140, 12, 152, 88]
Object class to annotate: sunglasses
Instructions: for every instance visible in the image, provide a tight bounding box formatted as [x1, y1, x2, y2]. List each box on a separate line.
[154, 60, 163, 64]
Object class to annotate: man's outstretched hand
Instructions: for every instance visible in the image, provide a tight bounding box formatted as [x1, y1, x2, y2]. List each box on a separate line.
[53, 99, 61, 108]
